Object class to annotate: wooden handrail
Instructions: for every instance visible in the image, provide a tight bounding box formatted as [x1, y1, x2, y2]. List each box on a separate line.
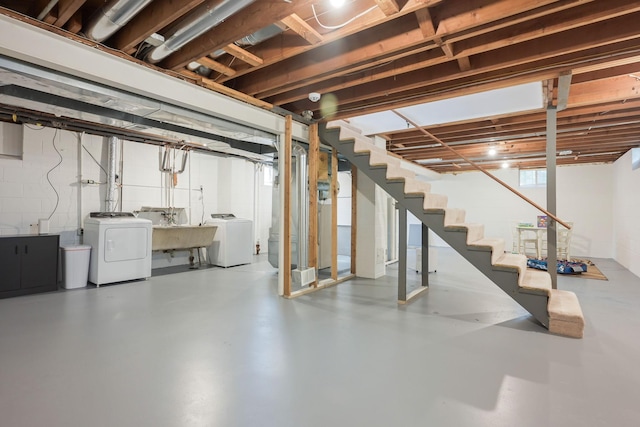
[392, 110, 572, 230]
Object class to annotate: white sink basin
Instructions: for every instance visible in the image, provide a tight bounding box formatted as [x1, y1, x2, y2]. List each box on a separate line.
[152, 225, 217, 251]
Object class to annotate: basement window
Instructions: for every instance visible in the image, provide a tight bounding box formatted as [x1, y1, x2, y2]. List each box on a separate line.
[519, 169, 547, 187]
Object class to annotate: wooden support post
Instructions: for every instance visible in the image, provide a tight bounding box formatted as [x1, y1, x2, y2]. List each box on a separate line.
[421, 224, 429, 288]
[351, 164, 357, 275]
[308, 123, 319, 287]
[398, 204, 407, 302]
[283, 116, 293, 297]
[331, 148, 338, 280]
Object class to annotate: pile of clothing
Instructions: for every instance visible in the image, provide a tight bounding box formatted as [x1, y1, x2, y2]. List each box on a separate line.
[526, 259, 588, 274]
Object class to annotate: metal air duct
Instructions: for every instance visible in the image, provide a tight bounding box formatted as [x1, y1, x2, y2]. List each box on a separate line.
[292, 144, 308, 270]
[106, 136, 119, 212]
[85, 0, 153, 42]
[147, 0, 257, 64]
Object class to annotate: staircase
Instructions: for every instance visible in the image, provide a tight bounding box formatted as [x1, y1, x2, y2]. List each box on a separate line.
[320, 121, 585, 339]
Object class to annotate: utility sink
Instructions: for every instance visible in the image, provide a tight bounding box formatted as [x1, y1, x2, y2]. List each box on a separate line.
[151, 225, 217, 251]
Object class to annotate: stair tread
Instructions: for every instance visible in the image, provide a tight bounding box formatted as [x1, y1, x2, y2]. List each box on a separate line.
[548, 290, 585, 338]
[520, 269, 552, 295]
[469, 237, 503, 249]
[445, 222, 483, 230]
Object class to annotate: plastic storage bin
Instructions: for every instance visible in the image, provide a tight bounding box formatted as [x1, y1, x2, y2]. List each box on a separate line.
[61, 245, 91, 289]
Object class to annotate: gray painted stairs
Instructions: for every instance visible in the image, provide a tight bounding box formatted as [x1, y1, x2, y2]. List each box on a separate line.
[320, 121, 585, 338]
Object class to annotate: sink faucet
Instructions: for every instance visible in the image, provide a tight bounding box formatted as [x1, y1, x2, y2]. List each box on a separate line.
[161, 210, 177, 225]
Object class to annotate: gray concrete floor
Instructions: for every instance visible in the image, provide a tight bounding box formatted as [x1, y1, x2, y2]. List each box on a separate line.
[0, 248, 639, 427]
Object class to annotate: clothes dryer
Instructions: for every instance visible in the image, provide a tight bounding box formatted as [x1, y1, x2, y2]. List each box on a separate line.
[84, 212, 152, 286]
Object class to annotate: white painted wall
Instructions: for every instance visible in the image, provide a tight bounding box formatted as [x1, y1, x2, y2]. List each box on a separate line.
[612, 150, 640, 278]
[0, 124, 273, 267]
[423, 164, 614, 259]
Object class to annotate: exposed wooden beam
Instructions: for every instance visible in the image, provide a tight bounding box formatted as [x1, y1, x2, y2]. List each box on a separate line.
[222, 44, 264, 67]
[65, 9, 82, 34]
[280, 14, 323, 45]
[308, 123, 319, 287]
[162, 0, 319, 70]
[259, 0, 618, 105]
[568, 74, 640, 106]
[375, 0, 401, 16]
[53, 0, 85, 27]
[456, 55, 471, 71]
[197, 56, 236, 77]
[166, 0, 443, 72]
[112, 0, 206, 52]
[43, 9, 58, 24]
[331, 148, 338, 281]
[178, 70, 272, 110]
[234, 14, 432, 97]
[414, 8, 436, 37]
[283, 115, 293, 297]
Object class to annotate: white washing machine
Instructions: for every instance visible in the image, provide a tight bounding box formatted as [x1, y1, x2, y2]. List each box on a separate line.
[205, 214, 253, 267]
[84, 212, 152, 286]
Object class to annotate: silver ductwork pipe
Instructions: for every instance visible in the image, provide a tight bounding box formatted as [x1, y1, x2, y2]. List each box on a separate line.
[237, 24, 285, 46]
[207, 23, 285, 59]
[106, 136, 119, 212]
[147, 0, 257, 64]
[293, 144, 308, 269]
[85, 0, 153, 42]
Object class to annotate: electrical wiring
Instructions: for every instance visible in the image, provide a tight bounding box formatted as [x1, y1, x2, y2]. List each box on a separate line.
[24, 123, 46, 131]
[45, 129, 63, 221]
[311, 4, 377, 30]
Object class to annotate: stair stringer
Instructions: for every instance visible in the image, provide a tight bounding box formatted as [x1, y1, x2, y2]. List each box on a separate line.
[320, 124, 550, 327]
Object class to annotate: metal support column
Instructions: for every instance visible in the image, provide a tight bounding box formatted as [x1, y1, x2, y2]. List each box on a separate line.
[421, 224, 429, 288]
[398, 204, 407, 301]
[546, 107, 558, 289]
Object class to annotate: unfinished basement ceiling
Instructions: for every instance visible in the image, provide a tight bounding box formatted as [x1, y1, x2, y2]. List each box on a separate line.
[0, 0, 639, 171]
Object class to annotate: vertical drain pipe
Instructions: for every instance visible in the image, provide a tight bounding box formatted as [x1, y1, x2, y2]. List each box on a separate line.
[106, 136, 118, 212]
[293, 144, 308, 269]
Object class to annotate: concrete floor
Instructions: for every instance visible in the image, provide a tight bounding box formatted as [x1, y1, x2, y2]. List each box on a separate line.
[0, 248, 638, 426]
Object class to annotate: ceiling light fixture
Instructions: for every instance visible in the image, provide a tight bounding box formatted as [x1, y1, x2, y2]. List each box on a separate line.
[488, 147, 497, 156]
[330, 0, 346, 7]
[501, 162, 509, 169]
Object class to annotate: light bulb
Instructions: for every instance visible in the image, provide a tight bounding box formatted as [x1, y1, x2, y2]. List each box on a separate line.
[330, 0, 346, 7]
[501, 162, 509, 169]
[488, 148, 497, 156]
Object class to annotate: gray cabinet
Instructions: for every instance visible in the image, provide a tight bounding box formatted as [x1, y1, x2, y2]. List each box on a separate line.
[0, 235, 59, 298]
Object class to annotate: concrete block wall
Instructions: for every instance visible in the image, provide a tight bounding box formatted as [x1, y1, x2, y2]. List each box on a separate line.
[0, 124, 275, 267]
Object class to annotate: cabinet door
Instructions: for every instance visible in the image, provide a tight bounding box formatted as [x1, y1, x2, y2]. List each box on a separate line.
[20, 236, 58, 289]
[0, 238, 21, 291]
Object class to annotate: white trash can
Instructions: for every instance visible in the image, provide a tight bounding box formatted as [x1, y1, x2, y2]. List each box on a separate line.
[61, 245, 92, 289]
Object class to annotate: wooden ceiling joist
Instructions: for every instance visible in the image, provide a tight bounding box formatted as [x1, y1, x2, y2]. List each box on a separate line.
[280, 14, 323, 45]
[222, 44, 264, 67]
[112, 0, 205, 53]
[196, 56, 236, 77]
